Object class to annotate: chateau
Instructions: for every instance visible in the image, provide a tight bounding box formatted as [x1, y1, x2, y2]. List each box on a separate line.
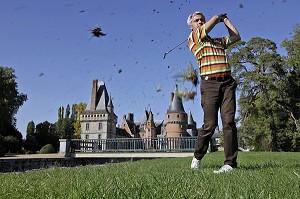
[80, 80, 118, 140]
[80, 80, 197, 139]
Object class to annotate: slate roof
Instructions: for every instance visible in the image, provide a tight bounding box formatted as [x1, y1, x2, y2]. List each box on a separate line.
[84, 80, 115, 116]
[167, 84, 185, 113]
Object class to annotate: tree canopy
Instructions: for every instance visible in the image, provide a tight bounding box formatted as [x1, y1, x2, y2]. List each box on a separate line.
[0, 66, 27, 154]
[0, 66, 27, 136]
[227, 25, 300, 151]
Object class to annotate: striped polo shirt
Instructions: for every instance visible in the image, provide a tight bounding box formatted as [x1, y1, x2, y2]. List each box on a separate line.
[188, 25, 231, 76]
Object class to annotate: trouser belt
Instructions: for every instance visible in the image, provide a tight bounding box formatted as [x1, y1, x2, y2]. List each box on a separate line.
[201, 75, 232, 82]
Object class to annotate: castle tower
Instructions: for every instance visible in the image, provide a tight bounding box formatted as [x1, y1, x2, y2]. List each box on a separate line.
[165, 84, 188, 137]
[80, 80, 117, 140]
[187, 110, 197, 136]
[144, 110, 157, 138]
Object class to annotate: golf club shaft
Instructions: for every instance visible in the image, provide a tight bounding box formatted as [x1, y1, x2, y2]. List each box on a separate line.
[163, 38, 188, 59]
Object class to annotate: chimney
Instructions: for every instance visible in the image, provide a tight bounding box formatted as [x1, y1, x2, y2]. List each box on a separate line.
[128, 113, 134, 122]
[90, 79, 98, 111]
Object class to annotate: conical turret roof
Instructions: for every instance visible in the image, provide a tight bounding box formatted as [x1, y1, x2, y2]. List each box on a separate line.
[167, 84, 185, 113]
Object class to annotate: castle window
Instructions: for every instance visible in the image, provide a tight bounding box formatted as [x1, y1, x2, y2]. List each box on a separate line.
[98, 123, 102, 130]
[98, 134, 101, 140]
[85, 134, 89, 139]
[177, 114, 180, 118]
[86, 123, 89, 131]
[167, 115, 170, 119]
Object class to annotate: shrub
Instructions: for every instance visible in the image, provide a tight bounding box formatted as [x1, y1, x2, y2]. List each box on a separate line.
[40, 144, 56, 154]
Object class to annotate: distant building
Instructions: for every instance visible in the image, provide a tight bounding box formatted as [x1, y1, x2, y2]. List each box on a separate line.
[76, 80, 222, 152]
[187, 110, 198, 137]
[80, 80, 197, 141]
[118, 84, 197, 139]
[165, 84, 190, 137]
[139, 110, 164, 139]
[119, 110, 163, 138]
[80, 80, 117, 140]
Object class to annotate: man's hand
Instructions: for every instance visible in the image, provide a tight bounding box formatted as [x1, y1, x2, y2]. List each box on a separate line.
[218, 13, 227, 22]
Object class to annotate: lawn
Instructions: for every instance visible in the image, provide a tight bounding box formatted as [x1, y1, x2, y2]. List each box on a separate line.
[1, 152, 300, 199]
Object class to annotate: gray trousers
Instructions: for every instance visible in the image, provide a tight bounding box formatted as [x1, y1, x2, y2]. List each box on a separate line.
[194, 77, 238, 168]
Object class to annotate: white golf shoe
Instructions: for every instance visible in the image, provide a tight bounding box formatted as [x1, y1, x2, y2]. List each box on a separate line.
[213, 165, 235, 174]
[191, 157, 201, 169]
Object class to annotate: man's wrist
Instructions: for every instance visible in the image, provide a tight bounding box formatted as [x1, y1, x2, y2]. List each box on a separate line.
[218, 13, 227, 22]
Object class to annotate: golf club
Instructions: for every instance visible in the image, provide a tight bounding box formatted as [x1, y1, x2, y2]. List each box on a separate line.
[163, 38, 188, 59]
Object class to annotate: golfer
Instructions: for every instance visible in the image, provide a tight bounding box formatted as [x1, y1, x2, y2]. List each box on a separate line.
[187, 11, 241, 173]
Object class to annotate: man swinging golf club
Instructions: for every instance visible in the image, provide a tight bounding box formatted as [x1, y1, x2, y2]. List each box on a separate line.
[187, 11, 241, 173]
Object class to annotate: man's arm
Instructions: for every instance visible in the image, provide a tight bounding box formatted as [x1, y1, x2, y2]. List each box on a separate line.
[223, 18, 241, 45]
[204, 15, 220, 34]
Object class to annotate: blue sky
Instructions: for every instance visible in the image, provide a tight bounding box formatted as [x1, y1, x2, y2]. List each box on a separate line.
[0, 0, 299, 137]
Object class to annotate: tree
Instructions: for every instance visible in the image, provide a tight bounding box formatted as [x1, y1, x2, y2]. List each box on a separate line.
[0, 66, 27, 137]
[227, 37, 284, 151]
[3, 135, 20, 153]
[26, 121, 35, 136]
[23, 121, 39, 151]
[58, 107, 62, 119]
[0, 122, 23, 153]
[0, 135, 6, 156]
[23, 134, 39, 152]
[71, 104, 76, 120]
[65, 104, 70, 119]
[277, 24, 300, 151]
[228, 29, 300, 151]
[54, 103, 86, 139]
[73, 102, 87, 139]
[61, 106, 64, 119]
[35, 121, 59, 151]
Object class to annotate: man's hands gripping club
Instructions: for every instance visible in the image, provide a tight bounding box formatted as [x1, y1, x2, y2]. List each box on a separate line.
[218, 13, 227, 22]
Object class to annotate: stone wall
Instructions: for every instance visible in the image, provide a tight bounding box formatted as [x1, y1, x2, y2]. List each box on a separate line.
[0, 157, 134, 173]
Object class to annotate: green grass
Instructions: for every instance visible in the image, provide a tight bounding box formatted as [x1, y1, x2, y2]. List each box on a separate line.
[1, 152, 300, 199]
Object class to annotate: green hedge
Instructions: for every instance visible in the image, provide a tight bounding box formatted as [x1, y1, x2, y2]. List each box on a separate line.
[40, 144, 56, 154]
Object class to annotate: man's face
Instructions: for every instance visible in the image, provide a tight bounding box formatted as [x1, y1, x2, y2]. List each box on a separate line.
[189, 14, 206, 30]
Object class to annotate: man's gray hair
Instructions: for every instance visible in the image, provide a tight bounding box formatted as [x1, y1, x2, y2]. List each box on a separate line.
[187, 11, 204, 26]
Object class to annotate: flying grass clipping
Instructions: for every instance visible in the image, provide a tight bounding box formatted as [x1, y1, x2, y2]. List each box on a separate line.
[174, 62, 199, 101]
